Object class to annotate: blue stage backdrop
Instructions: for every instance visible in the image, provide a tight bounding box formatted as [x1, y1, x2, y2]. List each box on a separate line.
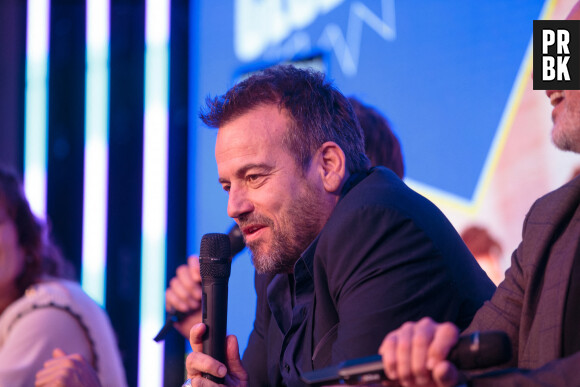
[189, 0, 546, 354]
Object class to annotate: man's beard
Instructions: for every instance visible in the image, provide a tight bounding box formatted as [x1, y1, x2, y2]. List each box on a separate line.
[242, 181, 329, 274]
[552, 123, 580, 153]
[551, 95, 580, 153]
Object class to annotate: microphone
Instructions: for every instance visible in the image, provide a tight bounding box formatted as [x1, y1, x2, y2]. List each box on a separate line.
[154, 225, 243, 342]
[300, 330, 512, 386]
[199, 233, 232, 383]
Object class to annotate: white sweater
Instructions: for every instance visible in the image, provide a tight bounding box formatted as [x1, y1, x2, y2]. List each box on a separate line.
[0, 279, 127, 387]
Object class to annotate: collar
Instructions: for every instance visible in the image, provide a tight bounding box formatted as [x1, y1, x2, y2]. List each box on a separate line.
[293, 235, 318, 287]
[339, 168, 372, 199]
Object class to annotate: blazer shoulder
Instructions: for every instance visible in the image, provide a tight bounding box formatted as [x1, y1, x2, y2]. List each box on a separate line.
[526, 175, 580, 224]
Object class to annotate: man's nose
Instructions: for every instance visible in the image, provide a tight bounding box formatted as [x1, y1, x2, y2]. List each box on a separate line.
[227, 186, 253, 219]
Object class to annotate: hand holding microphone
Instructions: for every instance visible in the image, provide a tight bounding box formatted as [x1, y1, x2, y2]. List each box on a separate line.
[378, 317, 511, 387]
[199, 233, 231, 382]
[157, 224, 245, 342]
[302, 329, 511, 386]
[183, 233, 249, 386]
[157, 255, 204, 340]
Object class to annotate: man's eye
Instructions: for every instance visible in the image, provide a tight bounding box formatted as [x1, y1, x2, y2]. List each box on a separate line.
[246, 174, 267, 186]
[222, 185, 230, 193]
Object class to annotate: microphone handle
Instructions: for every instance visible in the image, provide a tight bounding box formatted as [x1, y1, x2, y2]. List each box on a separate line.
[300, 331, 511, 385]
[448, 330, 511, 370]
[202, 278, 229, 383]
[153, 310, 192, 342]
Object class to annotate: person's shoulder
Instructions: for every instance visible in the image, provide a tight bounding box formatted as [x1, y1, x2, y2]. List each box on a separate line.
[339, 166, 443, 223]
[320, 168, 425, 247]
[18, 279, 104, 321]
[517, 175, 580, 240]
[25, 279, 77, 303]
[0, 280, 72, 317]
[528, 175, 580, 215]
[342, 167, 407, 205]
[0, 281, 86, 339]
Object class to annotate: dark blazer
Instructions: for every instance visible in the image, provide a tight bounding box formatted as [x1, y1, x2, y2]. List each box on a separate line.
[467, 176, 580, 386]
[242, 167, 495, 386]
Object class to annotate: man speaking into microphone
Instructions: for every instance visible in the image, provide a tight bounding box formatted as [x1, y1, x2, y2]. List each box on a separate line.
[181, 65, 495, 387]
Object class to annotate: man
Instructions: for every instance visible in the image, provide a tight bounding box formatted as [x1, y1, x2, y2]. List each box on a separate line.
[165, 95, 406, 338]
[182, 65, 495, 386]
[379, 3, 580, 386]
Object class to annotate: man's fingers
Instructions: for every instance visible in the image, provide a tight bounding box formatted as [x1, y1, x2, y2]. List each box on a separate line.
[166, 280, 199, 312]
[379, 317, 447, 386]
[427, 322, 459, 370]
[165, 261, 202, 312]
[394, 322, 414, 385]
[187, 257, 203, 300]
[379, 332, 398, 380]
[431, 361, 459, 387]
[185, 351, 227, 380]
[187, 255, 202, 283]
[176, 264, 196, 288]
[185, 323, 233, 384]
[176, 265, 202, 306]
[409, 322, 436, 385]
[225, 335, 249, 383]
[189, 323, 206, 352]
[226, 335, 240, 365]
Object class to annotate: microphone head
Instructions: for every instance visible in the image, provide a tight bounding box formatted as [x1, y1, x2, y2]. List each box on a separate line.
[199, 233, 232, 279]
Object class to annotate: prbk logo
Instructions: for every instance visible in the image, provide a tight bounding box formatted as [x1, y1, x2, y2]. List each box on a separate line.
[533, 20, 580, 90]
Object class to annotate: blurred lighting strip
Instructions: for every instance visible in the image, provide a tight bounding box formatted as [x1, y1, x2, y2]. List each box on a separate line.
[23, 0, 50, 216]
[81, 0, 110, 307]
[138, 0, 171, 385]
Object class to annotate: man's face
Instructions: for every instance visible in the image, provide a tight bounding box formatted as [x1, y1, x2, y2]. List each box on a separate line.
[216, 104, 331, 274]
[548, 3, 580, 153]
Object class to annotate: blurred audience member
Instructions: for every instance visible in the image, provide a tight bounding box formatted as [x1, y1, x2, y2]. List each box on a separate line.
[460, 224, 504, 285]
[348, 96, 405, 178]
[0, 166, 126, 386]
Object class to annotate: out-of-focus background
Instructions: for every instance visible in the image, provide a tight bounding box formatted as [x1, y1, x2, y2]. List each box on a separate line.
[1, 0, 578, 386]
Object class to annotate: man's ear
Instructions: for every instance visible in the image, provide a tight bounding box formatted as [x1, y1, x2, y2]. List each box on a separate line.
[315, 141, 346, 193]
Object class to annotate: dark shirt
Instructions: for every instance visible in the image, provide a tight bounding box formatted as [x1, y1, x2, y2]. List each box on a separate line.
[266, 238, 317, 386]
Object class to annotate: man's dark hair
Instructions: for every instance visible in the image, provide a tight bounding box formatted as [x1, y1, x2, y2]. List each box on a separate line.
[348, 97, 405, 179]
[200, 65, 370, 174]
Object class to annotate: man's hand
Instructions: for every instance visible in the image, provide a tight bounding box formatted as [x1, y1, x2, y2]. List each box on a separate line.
[378, 317, 460, 387]
[166, 255, 203, 337]
[185, 323, 249, 386]
[34, 348, 101, 387]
